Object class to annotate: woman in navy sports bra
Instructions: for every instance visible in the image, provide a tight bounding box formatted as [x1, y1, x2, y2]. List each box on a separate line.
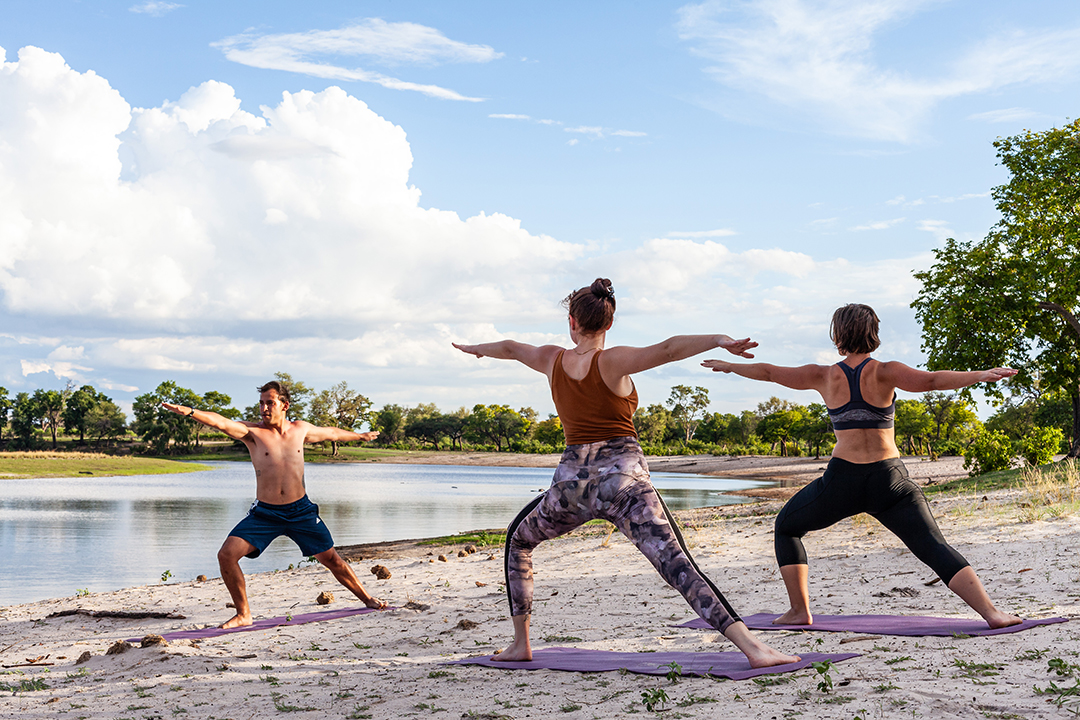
[703, 303, 1021, 629]
[455, 278, 799, 667]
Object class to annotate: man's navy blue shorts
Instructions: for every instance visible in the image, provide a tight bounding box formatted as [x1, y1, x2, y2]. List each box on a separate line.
[228, 495, 335, 559]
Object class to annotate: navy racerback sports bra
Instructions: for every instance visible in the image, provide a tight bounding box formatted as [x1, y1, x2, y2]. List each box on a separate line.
[827, 357, 895, 430]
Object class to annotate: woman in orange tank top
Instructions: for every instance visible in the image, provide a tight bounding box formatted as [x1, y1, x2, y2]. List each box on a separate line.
[454, 278, 799, 669]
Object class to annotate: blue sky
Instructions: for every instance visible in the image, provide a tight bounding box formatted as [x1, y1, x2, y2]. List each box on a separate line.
[2, 1, 1078, 422]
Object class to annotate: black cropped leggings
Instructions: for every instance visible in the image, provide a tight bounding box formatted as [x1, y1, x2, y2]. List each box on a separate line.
[774, 457, 969, 584]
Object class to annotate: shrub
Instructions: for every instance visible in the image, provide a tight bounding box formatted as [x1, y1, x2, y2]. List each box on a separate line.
[1016, 426, 1065, 467]
[963, 429, 1014, 476]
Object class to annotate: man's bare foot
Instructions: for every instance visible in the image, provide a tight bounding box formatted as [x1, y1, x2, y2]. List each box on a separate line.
[220, 613, 252, 629]
[773, 608, 812, 625]
[491, 639, 532, 662]
[986, 612, 1023, 629]
[745, 645, 801, 669]
[363, 597, 388, 610]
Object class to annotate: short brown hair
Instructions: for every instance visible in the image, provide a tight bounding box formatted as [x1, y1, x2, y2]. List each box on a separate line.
[563, 278, 616, 335]
[257, 380, 291, 405]
[830, 304, 881, 355]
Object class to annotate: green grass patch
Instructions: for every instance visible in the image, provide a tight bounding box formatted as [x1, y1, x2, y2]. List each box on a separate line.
[418, 530, 506, 547]
[0, 452, 210, 478]
[923, 466, 1023, 495]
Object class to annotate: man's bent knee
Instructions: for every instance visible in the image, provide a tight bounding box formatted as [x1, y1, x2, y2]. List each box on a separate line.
[218, 536, 256, 565]
[314, 547, 347, 569]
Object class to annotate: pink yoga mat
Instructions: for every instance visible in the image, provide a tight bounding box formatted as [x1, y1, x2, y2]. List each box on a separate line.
[447, 648, 858, 681]
[676, 613, 1068, 637]
[126, 606, 388, 643]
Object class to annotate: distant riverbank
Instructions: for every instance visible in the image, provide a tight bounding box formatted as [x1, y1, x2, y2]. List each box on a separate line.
[0, 447, 974, 496]
[0, 451, 211, 479]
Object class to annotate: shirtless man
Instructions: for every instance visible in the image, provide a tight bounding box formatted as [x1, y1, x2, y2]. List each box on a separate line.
[163, 380, 386, 629]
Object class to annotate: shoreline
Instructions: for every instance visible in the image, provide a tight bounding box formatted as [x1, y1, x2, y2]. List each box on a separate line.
[2, 481, 1076, 718]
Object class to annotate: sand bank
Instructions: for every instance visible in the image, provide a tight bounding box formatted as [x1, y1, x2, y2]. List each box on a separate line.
[2, 473, 1077, 719]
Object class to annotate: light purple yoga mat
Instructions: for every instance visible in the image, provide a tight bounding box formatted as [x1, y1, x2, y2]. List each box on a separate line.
[676, 613, 1068, 637]
[126, 606, 387, 643]
[447, 648, 858, 681]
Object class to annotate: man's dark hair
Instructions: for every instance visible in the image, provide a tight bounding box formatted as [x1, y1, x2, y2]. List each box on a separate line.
[830, 303, 881, 355]
[257, 380, 291, 405]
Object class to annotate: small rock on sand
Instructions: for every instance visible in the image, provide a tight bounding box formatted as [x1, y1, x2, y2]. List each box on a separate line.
[437, 555, 448, 562]
[196, 575, 207, 582]
[140, 634, 167, 647]
[105, 641, 132, 656]
[75, 651, 92, 665]
[317, 591, 335, 605]
[454, 619, 479, 630]
[464, 544, 477, 554]
[370, 565, 392, 580]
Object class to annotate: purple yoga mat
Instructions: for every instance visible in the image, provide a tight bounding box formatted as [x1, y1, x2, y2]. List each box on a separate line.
[447, 648, 858, 681]
[676, 613, 1069, 637]
[126, 606, 387, 643]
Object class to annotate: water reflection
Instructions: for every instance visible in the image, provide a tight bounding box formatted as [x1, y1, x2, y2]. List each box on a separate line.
[0, 461, 771, 605]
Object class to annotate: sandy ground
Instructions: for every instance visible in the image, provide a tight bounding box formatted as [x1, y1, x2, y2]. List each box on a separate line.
[2, 455, 1078, 719]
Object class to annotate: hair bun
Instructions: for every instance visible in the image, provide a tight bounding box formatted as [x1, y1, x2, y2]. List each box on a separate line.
[590, 278, 615, 301]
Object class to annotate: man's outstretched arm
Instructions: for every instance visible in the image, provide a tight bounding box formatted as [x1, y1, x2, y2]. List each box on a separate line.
[161, 402, 254, 441]
[304, 424, 380, 444]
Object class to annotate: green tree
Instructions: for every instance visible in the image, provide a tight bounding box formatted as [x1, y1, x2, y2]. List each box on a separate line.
[32, 388, 66, 449]
[666, 385, 710, 443]
[11, 392, 37, 449]
[633, 404, 673, 446]
[727, 410, 759, 445]
[405, 413, 452, 449]
[132, 381, 202, 454]
[794, 403, 832, 458]
[63, 385, 109, 445]
[0, 386, 10, 442]
[895, 398, 935, 456]
[86, 400, 127, 446]
[308, 382, 372, 455]
[465, 404, 530, 451]
[758, 408, 804, 456]
[533, 414, 564, 448]
[443, 408, 470, 450]
[756, 396, 799, 418]
[371, 403, 407, 445]
[921, 392, 980, 454]
[912, 119, 1080, 457]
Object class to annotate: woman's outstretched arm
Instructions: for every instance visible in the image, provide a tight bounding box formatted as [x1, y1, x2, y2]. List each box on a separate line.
[877, 362, 1017, 393]
[701, 359, 829, 391]
[453, 341, 563, 375]
[601, 335, 757, 377]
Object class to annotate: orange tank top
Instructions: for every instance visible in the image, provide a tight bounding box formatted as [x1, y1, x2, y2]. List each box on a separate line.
[551, 349, 639, 445]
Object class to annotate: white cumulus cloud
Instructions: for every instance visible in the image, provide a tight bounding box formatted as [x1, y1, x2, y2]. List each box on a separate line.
[0, 45, 579, 336]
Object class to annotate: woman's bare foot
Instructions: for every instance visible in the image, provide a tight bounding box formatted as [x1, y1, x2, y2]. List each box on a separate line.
[363, 597, 388, 610]
[986, 611, 1023, 629]
[220, 613, 253, 630]
[491, 638, 532, 662]
[723, 621, 800, 668]
[773, 608, 812, 625]
[745, 645, 802, 669]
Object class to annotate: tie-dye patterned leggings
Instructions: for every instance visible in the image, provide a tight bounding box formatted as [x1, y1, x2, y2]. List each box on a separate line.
[504, 436, 740, 633]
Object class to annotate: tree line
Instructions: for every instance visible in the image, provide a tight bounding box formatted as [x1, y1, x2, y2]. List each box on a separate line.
[1, 373, 1072, 463]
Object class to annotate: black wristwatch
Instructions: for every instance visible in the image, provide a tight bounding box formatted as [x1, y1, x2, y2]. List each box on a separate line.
[188, 407, 196, 417]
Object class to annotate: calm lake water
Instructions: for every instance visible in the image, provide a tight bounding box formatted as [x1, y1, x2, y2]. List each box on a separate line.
[0, 461, 771, 606]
